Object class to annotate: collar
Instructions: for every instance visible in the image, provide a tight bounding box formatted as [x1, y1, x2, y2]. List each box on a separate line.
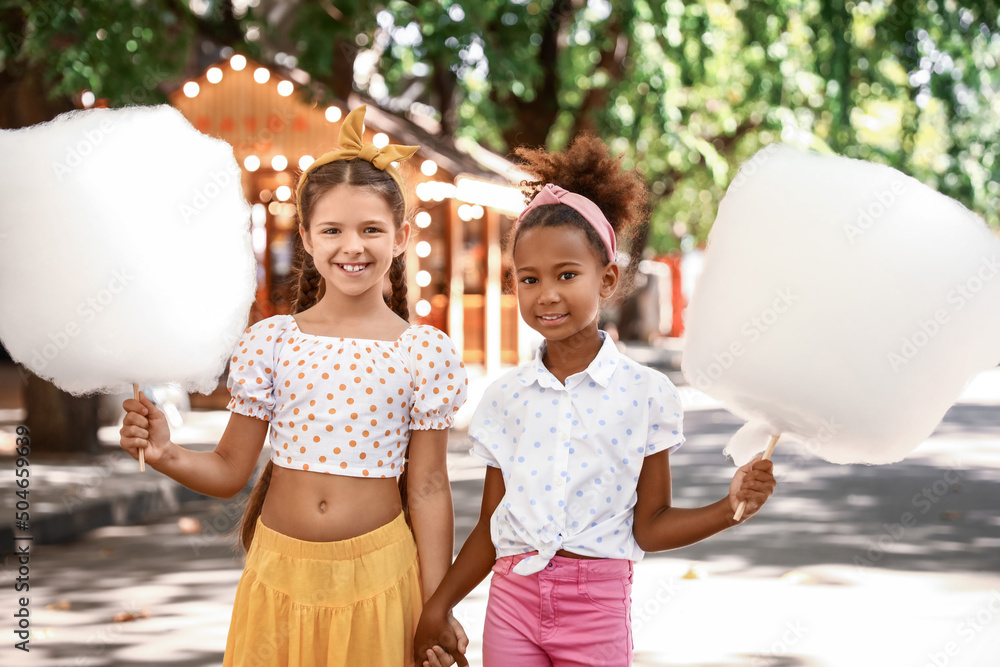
[517, 330, 620, 389]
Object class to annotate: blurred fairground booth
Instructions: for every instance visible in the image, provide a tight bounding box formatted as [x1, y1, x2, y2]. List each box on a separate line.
[170, 54, 535, 374]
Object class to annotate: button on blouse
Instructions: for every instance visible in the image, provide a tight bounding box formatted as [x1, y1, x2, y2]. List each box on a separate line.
[469, 330, 683, 574]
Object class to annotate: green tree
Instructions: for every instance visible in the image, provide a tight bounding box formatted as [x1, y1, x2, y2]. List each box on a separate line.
[2, 0, 998, 449]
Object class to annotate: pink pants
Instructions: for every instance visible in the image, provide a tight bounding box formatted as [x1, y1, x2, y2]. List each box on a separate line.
[482, 552, 634, 667]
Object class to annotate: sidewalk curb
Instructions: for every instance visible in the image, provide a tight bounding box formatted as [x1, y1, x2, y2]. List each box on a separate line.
[1, 472, 254, 555]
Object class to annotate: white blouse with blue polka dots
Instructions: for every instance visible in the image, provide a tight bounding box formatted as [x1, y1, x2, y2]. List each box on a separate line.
[469, 330, 684, 575]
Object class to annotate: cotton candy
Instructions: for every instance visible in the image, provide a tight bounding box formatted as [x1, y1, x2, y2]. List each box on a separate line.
[0, 105, 256, 396]
[682, 144, 1000, 465]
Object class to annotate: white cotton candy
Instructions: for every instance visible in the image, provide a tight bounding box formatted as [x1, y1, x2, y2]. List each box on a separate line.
[682, 144, 1000, 465]
[0, 105, 256, 396]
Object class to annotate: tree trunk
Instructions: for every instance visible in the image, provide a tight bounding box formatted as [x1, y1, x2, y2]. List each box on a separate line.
[1, 67, 100, 454]
[23, 371, 102, 454]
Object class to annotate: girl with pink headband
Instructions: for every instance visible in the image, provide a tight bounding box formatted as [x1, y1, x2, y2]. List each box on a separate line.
[414, 134, 777, 666]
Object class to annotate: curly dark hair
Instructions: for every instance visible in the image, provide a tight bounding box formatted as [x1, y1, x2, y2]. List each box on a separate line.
[509, 133, 650, 300]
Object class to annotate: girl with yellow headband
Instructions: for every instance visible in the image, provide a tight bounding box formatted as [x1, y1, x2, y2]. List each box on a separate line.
[120, 105, 469, 666]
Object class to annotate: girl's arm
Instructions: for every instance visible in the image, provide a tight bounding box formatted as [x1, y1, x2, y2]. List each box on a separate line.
[406, 427, 457, 602]
[413, 465, 505, 667]
[632, 450, 776, 552]
[120, 391, 267, 498]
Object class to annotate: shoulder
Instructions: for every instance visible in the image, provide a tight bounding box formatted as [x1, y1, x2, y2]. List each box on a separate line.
[243, 314, 292, 336]
[615, 353, 680, 397]
[403, 325, 463, 360]
[403, 324, 455, 346]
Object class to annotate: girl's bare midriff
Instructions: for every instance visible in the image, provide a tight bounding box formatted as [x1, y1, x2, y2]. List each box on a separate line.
[261, 465, 403, 542]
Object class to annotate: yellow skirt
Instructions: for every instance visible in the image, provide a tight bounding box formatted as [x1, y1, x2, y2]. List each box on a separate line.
[224, 512, 422, 667]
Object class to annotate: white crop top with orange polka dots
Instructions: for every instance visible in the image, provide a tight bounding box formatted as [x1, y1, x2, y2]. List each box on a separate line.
[226, 314, 468, 478]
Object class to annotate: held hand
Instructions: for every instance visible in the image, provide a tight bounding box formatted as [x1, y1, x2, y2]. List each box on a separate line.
[728, 455, 776, 522]
[119, 391, 172, 467]
[414, 602, 469, 667]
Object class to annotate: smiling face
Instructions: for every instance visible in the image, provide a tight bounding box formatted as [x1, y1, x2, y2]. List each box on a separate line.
[513, 224, 619, 341]
[299, 183, 410, 300]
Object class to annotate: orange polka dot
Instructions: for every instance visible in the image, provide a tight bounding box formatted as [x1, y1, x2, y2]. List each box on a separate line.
[366, 387, 373, 395]
[322, 373, 329, 379]
[340, 384, 347, 391]
[313, 436, 320, 443]
[290, 394, 296, 400]
[298, 372, 305, 379]
[326, 425, 333, 432]
[327, 393, 334, 400]
[319, 456, 327, 463]
[247, 360, 254, 366]
[363, 470, 369, 476]
[360, 452, 367, 460]
[299, 446, 306, 453]
[350, 413, 358, 420]
[333, 447, 341, 455]
[350, 440, 357, 447]
[362, 430, 370, 437]
[345, 425, 353, 432]
[341, 462, 348, 469]
[255, 377, 263, 384]
[310, 399, 316, 406]
[306, 383, 313, 390]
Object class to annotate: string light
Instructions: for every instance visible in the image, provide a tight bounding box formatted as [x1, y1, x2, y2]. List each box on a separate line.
[244, 155, 260, 172]
[253, 67, 271, 84]
[183, 81, 200, 98]
[230, 54, 247, 71]
[207, 67, 223, 84]
[271, 155, 288, 171]
[325, 106, 342, 122]
[415, 300, 432, 317]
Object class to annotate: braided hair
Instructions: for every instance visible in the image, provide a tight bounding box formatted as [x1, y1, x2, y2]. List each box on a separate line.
[239, 158, 410, 551]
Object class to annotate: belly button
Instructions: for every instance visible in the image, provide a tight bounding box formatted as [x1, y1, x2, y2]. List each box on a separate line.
[318, 501, 327, 513]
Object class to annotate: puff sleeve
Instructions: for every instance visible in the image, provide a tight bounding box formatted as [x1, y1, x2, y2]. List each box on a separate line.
[407, 325, 468, 429]
[226, 317, 279, 422]
[467, 379, 505, 468]
[644, 370, 685, 456]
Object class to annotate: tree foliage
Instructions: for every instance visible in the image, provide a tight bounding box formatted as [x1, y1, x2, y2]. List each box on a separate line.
[3, 0, 998, 253]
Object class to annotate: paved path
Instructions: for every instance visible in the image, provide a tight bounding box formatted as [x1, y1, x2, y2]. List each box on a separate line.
[3, 385, 1000, 665]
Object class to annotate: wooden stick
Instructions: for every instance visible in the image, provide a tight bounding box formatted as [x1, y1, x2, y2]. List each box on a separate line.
[733, 434, 779, 522]
[132, 383, 145, 472]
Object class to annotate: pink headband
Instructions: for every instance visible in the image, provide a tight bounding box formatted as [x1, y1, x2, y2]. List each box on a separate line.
[516, 183, 617, 262]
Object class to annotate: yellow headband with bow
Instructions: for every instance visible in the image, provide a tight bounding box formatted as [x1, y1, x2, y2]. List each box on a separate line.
[295, 104, 419, 222]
